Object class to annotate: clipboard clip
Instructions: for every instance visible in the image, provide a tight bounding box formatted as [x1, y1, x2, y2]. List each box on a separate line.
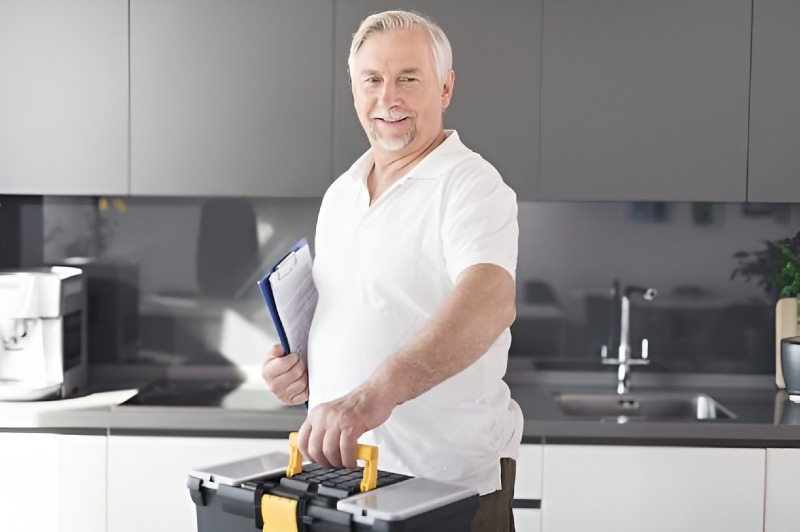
[275, 252, 297, 280]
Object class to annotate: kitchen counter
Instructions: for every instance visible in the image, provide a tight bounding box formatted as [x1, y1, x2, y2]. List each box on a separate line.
[2, 367, 800, 447]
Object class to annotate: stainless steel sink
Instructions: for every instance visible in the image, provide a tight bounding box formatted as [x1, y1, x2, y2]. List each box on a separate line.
[555, 392, 736, 421]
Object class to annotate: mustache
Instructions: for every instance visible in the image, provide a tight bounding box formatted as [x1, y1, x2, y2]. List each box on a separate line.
[370, 109, 413, 121]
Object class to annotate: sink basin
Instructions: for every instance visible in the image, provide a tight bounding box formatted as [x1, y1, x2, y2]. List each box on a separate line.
[555, 392, 736, 421]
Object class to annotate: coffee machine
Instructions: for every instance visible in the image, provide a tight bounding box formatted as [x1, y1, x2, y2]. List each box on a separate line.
[0, 267, 88, 400]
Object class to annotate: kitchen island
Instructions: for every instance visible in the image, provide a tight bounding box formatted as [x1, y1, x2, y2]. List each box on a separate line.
[1, 367, 797, 532]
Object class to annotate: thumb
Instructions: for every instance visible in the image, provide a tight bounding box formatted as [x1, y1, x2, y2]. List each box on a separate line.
[267, 343, 286, 360]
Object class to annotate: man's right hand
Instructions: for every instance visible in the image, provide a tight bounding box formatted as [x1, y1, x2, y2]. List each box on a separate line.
[261, 344, 309, 405]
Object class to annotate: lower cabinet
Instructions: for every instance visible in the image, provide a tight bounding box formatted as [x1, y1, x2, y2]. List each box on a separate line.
[514, 443, 543, 531]
[513, 509, 542, 532]
[541, 445, 765, 532]
[764, 448, 800, 532]
[0, 432, 106, 532]
[106, 435, 288, 532]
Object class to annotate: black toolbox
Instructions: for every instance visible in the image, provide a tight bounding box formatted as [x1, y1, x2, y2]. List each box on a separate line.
[187, 433, 478, 531]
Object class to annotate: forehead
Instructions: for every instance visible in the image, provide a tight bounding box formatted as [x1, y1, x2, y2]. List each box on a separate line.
[353, 27, 435, 71]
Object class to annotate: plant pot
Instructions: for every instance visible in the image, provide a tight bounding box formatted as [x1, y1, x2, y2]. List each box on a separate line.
[776, 297, 800, 388]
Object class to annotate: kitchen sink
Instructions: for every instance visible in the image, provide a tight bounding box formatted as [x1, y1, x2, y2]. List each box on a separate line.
[555, 391, 736, 421]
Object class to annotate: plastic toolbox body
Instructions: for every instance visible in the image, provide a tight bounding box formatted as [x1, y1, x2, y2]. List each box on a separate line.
[187, 453, 478, 531]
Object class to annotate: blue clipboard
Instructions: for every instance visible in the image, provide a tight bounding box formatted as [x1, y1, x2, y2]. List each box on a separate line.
[256, 237, 311, 358]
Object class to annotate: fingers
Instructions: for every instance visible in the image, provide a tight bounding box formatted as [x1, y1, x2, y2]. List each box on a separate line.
[260, 344, 285, 381]
[300, 407, 360, 470]
[262, 347, 308, 405]
[340, 430, 359, 470]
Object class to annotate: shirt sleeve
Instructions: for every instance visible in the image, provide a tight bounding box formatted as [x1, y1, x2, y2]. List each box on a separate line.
[440, 159, 519, 283]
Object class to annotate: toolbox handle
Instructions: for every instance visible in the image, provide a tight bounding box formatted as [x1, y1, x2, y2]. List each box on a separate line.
[287, 431, 378, 492]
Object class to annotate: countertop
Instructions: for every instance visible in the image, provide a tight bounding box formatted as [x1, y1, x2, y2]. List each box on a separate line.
[2, 367, 800, 447]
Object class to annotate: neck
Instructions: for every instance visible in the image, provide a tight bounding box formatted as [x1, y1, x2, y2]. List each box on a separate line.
[368, 131, 447, 202]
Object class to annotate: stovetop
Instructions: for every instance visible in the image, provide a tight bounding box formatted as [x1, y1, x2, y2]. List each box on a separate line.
[118, 378, 285, 410]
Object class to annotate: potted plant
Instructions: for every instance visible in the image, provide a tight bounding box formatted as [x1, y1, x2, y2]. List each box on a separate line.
[732, 230, 800, 387]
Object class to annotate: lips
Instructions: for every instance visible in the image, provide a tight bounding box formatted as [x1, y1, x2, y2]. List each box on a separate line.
[374, 117, 409, 127]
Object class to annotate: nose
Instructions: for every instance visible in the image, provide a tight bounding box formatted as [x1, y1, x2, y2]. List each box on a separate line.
[378, 80, 400, 107]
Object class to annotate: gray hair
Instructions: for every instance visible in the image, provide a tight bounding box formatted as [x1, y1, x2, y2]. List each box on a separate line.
[348, 10, 453, 84]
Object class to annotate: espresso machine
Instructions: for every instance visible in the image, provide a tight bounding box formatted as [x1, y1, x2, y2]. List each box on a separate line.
[0, 267, 88, 400]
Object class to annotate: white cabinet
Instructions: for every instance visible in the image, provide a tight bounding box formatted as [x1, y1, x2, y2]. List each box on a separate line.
[107, 435, 288, 532]
[130, 0, 333, 197]
[514, 509, 542, 532]
[0, 0, 128, 195]
[764, 448, 800, 532]
[0, 432, 106, 532]
[514, 443, 543, 531]
[539, 0, 751, 201]
[541, 445, 765, 532]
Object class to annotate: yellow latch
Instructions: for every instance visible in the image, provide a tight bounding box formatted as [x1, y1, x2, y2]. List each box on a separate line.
[261, 494, 298, 532]
[287, 432, 303, 478]
[286, 431, 379, 492]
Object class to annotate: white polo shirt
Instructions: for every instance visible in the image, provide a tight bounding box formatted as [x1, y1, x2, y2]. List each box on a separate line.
[307, 130, 523, 495]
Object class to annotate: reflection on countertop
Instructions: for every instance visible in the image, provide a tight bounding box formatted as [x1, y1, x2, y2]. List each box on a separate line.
[773, 390, 800, 425]
[4, 366, 800, 447]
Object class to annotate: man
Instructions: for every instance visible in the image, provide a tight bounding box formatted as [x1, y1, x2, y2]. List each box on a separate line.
[262, 10, 521, 531]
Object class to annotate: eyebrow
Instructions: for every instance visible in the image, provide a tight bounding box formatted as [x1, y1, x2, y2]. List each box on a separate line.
[358, 68, 422, 77]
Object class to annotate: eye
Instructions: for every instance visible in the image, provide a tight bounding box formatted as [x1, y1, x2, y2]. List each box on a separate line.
[399, 77, 417, 83]
[365, 77, 381, 85]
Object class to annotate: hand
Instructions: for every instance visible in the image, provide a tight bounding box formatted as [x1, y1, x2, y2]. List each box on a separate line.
[261, 344, 308, 405]
[298, 386, 395, 469]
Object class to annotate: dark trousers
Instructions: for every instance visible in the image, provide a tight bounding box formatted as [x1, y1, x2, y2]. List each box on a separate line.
[471, 458, 516, 532]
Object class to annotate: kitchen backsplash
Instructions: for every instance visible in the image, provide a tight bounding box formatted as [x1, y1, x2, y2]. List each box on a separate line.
[40, 197, 800, 375]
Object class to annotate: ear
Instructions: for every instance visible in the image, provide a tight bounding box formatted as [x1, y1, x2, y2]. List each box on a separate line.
[441, 70, 455, 111]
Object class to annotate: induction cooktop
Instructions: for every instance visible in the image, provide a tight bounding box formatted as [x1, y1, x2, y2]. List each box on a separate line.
[118, 378, 286, 410]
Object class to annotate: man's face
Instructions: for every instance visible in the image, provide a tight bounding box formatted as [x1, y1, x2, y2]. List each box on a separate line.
[351, 27, 454, 156]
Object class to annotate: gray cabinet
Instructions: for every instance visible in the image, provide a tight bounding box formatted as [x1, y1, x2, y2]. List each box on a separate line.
[333, 1, 541, 200]
[0, 0, 128, 196]
[748, 0, 800, 203]
[539, 0, 752, 201]
[130, 0, 333, 197]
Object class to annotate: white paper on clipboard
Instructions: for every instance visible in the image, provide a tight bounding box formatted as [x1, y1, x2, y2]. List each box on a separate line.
[267, 241, 317, 364]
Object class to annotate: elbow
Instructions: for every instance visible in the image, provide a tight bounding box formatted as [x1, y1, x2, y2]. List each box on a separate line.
[503, 293, 517, 330]
[495, 273, 516, 330]
[506, 298, 517, 329]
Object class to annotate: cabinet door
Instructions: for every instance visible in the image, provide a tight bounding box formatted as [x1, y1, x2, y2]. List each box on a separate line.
[333, 1, 541, 200]
[130, 0, 333, 197]
[107, 435, 288, 532]
[0, 0, 128, 195]
[514, 444, 543, 532]
[542, 445, 765, 532]
[0, 433, 106, 532]
[748, 0, 800, 202]
[764, 448, 800, 532]
[539, 0, 751, 201]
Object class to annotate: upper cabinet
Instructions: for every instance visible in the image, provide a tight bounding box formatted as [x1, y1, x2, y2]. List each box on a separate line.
[748, 0, 800, 203]
[129, 0, 333, 197]
[539, 0, 752, 201]
[333, 0, 541, 201]
[0, 0, 128, 196]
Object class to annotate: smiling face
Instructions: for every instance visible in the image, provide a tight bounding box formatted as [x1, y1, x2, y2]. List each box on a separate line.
[351, 27, 454, 158]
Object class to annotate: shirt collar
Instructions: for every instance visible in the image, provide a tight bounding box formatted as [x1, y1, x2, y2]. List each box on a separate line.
[345, 130, 463, 183]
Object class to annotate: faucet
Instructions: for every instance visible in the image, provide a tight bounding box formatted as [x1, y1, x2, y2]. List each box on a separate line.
[602, 281, 658, 394]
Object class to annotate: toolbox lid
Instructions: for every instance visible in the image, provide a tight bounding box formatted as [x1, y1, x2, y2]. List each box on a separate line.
[188, 452, 289, 490]
[336, 477, 478, 524]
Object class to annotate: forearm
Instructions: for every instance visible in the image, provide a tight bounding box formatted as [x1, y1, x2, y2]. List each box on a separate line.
[360, 263, 516, 407]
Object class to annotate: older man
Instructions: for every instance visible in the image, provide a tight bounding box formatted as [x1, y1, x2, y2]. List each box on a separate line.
[262, 10, 521, 531]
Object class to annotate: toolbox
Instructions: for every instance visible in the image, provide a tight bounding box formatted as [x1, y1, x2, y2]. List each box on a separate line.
[187, 432, 479, 531]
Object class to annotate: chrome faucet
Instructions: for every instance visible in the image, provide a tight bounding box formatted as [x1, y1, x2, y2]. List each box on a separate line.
[602, 281, 658, 394]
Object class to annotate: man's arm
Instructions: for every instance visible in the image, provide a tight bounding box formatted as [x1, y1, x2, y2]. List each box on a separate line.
[298, 262, 516, 469]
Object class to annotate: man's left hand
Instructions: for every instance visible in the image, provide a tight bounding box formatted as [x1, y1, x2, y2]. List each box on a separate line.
[298, 385, 395, 469]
